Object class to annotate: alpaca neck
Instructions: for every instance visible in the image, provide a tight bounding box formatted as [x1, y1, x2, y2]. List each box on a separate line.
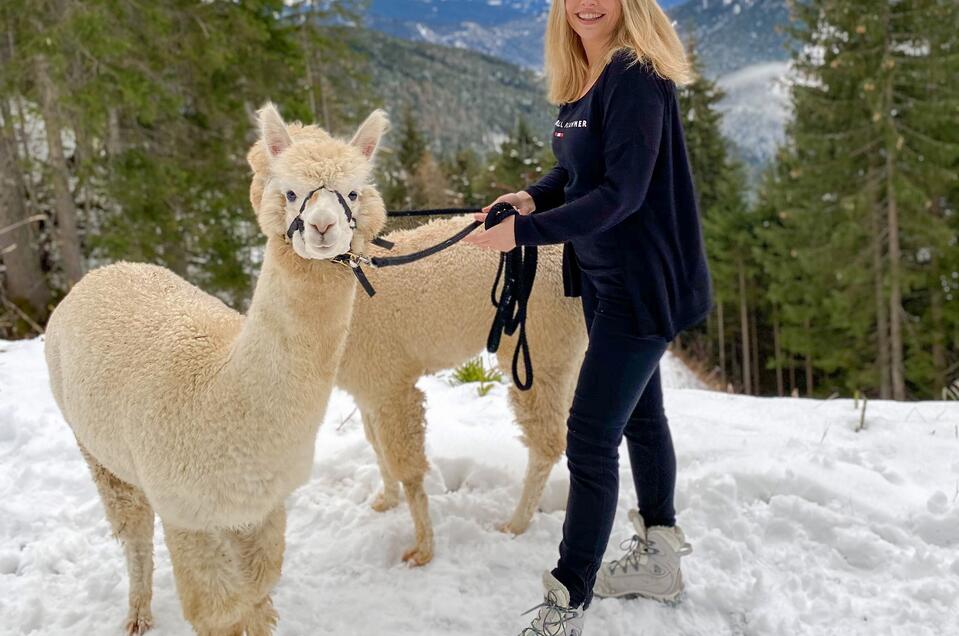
[222, 237, 356, 423]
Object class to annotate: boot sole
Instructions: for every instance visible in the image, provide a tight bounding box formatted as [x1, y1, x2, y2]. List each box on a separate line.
[593, 589, 685, 605]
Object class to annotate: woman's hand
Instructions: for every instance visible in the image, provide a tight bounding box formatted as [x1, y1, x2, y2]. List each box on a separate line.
[482, 191, 535, 215]
[462, 213, 517, 252]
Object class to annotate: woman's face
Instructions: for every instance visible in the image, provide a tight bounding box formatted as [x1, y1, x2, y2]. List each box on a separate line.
[564, 0, 622, 49]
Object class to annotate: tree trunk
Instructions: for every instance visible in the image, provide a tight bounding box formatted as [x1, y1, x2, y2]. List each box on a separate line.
[750, 301, 760, 394]
[930, 252, 946, 395]
[36, 54, 84, 286]
[773, 309, 784, 397]
[870, 185, 892, 399]
[705, 312, 713, 367]
[804, 316, 814, 396]
[304, 43, 319, 121]
[717, 301, 727, 389]
[789, 356, 796, 395]
[309, 1, 332, 131]
[885, 154, 905, 399]
[881, 13, 905, 400]
[106, 106, 122, 159]
[0, 99, 50, 324]
[738, 258, 751, 394]
[0, 29, 50, 326]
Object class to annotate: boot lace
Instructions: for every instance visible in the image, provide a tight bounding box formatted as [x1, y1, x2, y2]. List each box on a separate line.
[607, 534, 655, 575]
[520, 590, 581, 636]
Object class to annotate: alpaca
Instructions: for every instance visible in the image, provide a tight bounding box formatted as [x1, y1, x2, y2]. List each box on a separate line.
[43, 103, 389, 635]
[246, 170, 589, 566]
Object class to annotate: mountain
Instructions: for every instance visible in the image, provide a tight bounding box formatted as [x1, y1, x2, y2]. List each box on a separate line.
[362, 0, 795, 176]
[669, 0, 792, 77]
[345, 28, 555, 155]
[367, 10, 549, 71]
[365, 0, 768, 73]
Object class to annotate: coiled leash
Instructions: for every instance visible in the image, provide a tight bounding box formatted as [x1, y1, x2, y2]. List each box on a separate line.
[483, 203, 537, 391]
[288, 192, 537, 389]
[379, 202, 537, 390]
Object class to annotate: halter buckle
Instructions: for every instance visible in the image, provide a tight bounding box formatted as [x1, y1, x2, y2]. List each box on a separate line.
[333, 251, 371, 268]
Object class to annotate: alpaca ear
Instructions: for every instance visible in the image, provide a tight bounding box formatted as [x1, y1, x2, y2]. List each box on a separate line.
[350, 109, 389, 160]
[258, 102, 293, 159]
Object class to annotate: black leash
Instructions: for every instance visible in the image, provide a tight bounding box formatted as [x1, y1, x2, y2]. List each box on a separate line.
[369, 221, 481, 268]
[483, 203, 537, 391]
[386, 207, 479, 218]
[288, 193, 537, 389]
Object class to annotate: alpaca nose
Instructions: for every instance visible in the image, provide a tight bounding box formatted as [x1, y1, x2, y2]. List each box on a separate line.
[311, 221, 334, 236]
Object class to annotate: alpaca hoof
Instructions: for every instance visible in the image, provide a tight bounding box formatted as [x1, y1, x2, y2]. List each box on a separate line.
[125, 611, 153, 635]
[371, 490, 400, 512]
[401, 545, 433, 567]
[244, 597, 279, 636]
[497, 520, 528, 535]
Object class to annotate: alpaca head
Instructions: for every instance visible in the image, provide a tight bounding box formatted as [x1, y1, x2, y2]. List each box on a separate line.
[250, 103, 389, 261]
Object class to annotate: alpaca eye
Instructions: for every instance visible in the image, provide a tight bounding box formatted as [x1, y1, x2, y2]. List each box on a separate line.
[348, 191, 358, 201]
[286, 190, 297, 203]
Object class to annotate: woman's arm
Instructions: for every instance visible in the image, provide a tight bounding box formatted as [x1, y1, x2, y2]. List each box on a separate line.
[513, 63, 666, 246]
[523, 163, 569, 213]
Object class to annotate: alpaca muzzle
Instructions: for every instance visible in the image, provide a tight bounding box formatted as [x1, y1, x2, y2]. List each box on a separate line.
[285, 184, 395, 296]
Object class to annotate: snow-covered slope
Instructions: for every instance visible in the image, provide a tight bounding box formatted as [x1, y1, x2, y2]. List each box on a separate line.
[2, 338, 957, 635]
[716, 61, 792, 178]
[661, 350, 709, 390]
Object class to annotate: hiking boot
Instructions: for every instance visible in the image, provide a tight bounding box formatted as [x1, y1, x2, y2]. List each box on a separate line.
[593, 509, 692, 603]
[518, 571, 586, 636]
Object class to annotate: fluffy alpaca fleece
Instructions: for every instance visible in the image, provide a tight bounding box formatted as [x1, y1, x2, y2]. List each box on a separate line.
[247, 167, 589, 566]
[43, 103, 389, 635]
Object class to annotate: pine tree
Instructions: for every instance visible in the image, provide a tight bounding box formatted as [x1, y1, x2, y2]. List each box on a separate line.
[677, 42, 756, 393]
[379, 106, 428, 211]
[483, 116, 551, 201]
[289, 2, 373, 134]
[1, 1, 314, 311]
[442, 147, 486, 208]
[409, 151, 451, 209]
[777, 0, 959, 398]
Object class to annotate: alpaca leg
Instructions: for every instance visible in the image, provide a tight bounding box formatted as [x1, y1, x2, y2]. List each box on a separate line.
[361, 411, 401, 512]
[372, 386, 433, 566]
[497, 362, 573, 535]
[233, 505, 285, 636]
[163, 523, 252, 636]
[80, 446, 155, 635]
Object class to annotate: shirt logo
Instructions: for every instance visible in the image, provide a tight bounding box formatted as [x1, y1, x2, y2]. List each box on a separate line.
[554, 131, 564, 138]
[555, 119, 588, 129]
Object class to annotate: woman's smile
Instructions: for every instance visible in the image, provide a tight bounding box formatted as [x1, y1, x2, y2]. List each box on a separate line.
[575, 11, 606, 25]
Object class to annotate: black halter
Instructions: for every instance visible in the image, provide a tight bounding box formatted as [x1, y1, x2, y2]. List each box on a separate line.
[285, 185, 395, 297]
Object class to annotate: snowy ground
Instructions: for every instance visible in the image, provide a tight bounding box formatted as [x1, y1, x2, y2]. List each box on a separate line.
[1, 338, 958, 636]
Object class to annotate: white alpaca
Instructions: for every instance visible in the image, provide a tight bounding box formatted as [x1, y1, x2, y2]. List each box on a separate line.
[245, 169, 589, 566]
[43, 104, 388, 635]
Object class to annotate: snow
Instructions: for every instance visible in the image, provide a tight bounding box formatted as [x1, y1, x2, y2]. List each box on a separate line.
[1, 338, 958, 635]
[715, 61, 792, 168]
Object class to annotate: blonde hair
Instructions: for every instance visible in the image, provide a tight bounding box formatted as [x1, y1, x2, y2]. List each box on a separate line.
[544, 0, 694, 104]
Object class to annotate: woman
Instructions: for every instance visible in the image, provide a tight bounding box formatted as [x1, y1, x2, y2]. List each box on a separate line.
[463, 0, 711, 633]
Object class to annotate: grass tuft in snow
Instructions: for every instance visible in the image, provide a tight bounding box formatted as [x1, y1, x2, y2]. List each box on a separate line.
[449, 356, 503, 397]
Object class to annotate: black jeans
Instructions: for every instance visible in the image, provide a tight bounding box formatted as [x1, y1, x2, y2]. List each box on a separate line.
[551, 275, 677, 609]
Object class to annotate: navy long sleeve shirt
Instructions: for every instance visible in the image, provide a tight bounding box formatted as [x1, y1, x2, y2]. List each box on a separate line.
[515, 49, 712, 340]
